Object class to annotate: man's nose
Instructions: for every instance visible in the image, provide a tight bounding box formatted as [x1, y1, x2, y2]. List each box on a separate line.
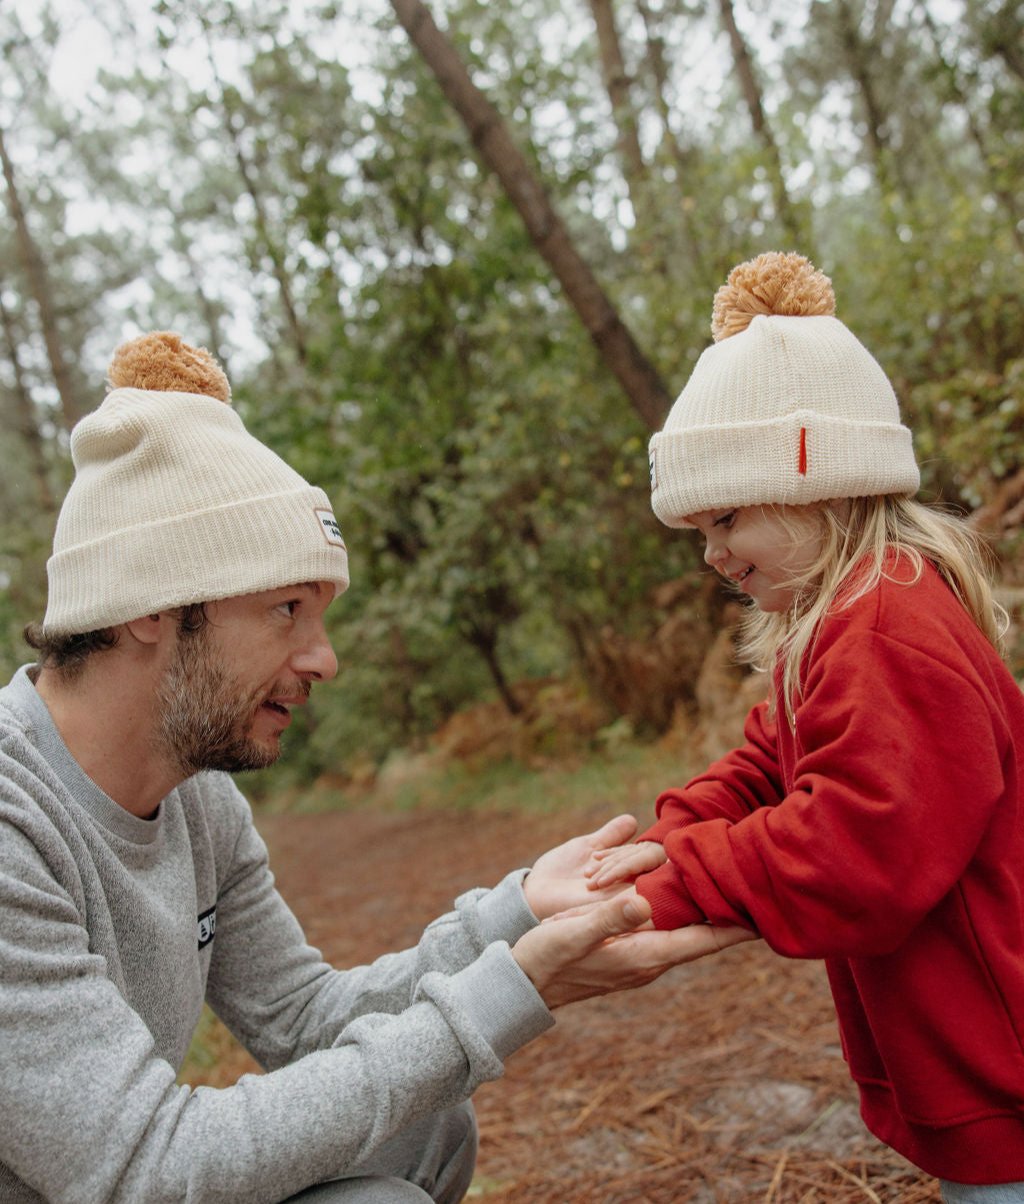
[294, 623, 339, 681]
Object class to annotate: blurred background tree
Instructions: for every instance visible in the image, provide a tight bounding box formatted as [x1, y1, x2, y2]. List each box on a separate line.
[2, 0, 1021, 794]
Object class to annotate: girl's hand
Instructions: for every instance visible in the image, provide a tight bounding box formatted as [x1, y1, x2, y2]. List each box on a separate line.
[584, 840, 667, 888]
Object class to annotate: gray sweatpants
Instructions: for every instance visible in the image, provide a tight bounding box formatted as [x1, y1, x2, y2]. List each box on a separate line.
[282, 1103, 478, 1204]
[941, 1183, 1024, 1203]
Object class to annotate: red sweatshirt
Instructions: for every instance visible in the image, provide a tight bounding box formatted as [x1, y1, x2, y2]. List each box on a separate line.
[635, 558, 1024, 1182]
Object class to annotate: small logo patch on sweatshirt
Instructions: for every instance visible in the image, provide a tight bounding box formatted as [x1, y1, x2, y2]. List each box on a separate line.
[197, 906, 217, 949]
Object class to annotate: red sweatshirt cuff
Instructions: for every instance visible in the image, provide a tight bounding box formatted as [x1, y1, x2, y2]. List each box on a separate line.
[637, 818, 676, 845]
[635, 862, 706, 930]
[638, 797, 704, 846]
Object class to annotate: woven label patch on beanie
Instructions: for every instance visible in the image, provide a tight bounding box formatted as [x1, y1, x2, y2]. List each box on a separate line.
[649, 449, 657, 491]
[315, 508, 346, 548]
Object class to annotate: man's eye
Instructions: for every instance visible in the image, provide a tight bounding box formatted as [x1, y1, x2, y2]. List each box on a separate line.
[276, 601, 299, 618]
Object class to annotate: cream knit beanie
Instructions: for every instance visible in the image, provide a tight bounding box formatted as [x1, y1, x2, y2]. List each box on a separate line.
[648, 252, 920, 527]
[43, 332, 349, 634]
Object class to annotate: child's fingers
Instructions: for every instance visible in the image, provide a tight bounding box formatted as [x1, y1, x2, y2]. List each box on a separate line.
[589, 860, 638, 888]
[586, 865, 624, 889]
[586, 841, 665, 888]
[584, 846, 628, 876]
[587, 856, 627, 880]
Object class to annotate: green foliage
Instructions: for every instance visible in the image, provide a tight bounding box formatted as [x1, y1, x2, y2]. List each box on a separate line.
[1, 0, 1022, 790]
[910, 359, 1024, 507]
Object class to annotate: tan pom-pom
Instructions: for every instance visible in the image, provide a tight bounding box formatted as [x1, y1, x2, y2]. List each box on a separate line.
[711, 251, 835, 342]
[107, 331, 231, 402]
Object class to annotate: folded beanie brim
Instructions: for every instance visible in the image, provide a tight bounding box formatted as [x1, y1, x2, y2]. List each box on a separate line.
[43, 486, 349, 634]
[650, 409, 920, 527]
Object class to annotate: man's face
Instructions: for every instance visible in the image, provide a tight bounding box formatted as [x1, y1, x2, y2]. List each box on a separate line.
[156, 582, 338, 775]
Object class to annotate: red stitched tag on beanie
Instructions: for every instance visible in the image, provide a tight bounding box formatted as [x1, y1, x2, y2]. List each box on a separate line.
[798, 427, 808, 475]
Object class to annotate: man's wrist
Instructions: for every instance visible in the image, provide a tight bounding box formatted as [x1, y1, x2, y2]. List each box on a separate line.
[476, 868, 538, 944]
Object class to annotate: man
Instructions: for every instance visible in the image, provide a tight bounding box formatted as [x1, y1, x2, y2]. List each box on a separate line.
[0, 332, 748, 1203]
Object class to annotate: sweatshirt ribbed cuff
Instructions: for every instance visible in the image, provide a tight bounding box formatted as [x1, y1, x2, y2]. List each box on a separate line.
[473, 869, 538, 948]
[635, 863, 705, 931]
[447, 942, 553, 1062]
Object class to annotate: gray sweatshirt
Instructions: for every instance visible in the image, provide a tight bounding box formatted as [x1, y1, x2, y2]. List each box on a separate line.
[0, 667, 553, 1202]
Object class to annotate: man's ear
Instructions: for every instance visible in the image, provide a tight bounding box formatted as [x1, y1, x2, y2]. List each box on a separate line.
[123, 613, 168, 646]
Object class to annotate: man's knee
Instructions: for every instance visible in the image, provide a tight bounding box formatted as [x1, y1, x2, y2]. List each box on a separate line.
[380, 1101, 477, 1203]
[283, 1175, 432, 1202]
[294, 1102, 478, 1204]
[428, 1102, 477, 1204]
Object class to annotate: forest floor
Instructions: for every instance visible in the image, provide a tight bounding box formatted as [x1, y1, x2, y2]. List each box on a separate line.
[186, 799, 942, 1204]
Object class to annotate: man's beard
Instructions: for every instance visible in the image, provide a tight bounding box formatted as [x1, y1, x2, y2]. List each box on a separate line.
[156, 624, 307, 776]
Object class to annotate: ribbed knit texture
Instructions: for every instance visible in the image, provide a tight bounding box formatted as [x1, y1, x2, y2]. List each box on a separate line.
[44, 388, 350, 633]
[649, 314, 920, 526]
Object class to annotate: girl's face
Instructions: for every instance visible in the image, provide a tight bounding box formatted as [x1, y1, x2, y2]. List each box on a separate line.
[685, 505, 825, 613]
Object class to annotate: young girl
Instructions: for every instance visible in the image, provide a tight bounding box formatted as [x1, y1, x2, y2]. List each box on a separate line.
[587, 252, 1024, 1201]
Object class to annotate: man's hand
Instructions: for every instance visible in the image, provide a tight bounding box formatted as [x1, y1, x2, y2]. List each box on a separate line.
[523, 814, 639, 920]
[511, 893, 757, 1010]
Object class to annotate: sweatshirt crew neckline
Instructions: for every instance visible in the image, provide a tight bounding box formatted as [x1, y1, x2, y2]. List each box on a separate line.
[4, 665, 166, 846]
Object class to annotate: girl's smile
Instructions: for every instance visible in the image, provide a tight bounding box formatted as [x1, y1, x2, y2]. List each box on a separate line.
[685, 505, 826, 613]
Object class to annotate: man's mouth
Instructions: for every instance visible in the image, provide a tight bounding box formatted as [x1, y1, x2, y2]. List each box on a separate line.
[260, 682, 312, 718]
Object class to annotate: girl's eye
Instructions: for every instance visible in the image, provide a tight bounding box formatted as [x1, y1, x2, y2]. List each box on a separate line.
[714, 511, 736, 529]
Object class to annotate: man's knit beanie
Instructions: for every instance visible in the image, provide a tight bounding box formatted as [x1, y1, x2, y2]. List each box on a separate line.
[43, 331, 349, 634]
[648, 252, 920, 527]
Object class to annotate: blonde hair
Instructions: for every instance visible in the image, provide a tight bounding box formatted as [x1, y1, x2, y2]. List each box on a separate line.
[737, 495, 1008, 727]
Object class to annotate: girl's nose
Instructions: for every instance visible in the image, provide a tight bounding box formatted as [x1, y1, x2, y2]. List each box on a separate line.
[704, 538, 727, 568]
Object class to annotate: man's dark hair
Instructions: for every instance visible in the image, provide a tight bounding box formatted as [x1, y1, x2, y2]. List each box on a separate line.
[24, 603, 210, 681]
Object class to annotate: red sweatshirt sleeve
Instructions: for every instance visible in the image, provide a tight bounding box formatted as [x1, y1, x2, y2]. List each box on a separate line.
[636, 615, 1010, 957]
[638, 700, 783, 844]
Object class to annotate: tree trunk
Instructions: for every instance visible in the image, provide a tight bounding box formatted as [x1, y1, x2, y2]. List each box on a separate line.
[983, 1, 1024, 82]
[636, 0, 713, 288]
[388, 0, 673, 433]
[463, 621, 523, 716]
[223, 104, 309, 367]
[0, 125, 83, 431]
[919, 3, 1024, 254]
[587, 0, 646, 187]
[175, 224, 232, 371]
[0, 284, 56, 512]
[717, 0, 804, 246]
[834, 0, 912, 203]
[198, 29, 309, 368]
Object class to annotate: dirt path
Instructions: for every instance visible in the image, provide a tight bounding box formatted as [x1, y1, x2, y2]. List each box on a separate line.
[235, 804, 940, 1202]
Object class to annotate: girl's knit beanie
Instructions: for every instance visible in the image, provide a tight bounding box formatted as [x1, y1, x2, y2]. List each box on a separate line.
[43, 332, 349, 635]
[648, 252, 921, 527]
